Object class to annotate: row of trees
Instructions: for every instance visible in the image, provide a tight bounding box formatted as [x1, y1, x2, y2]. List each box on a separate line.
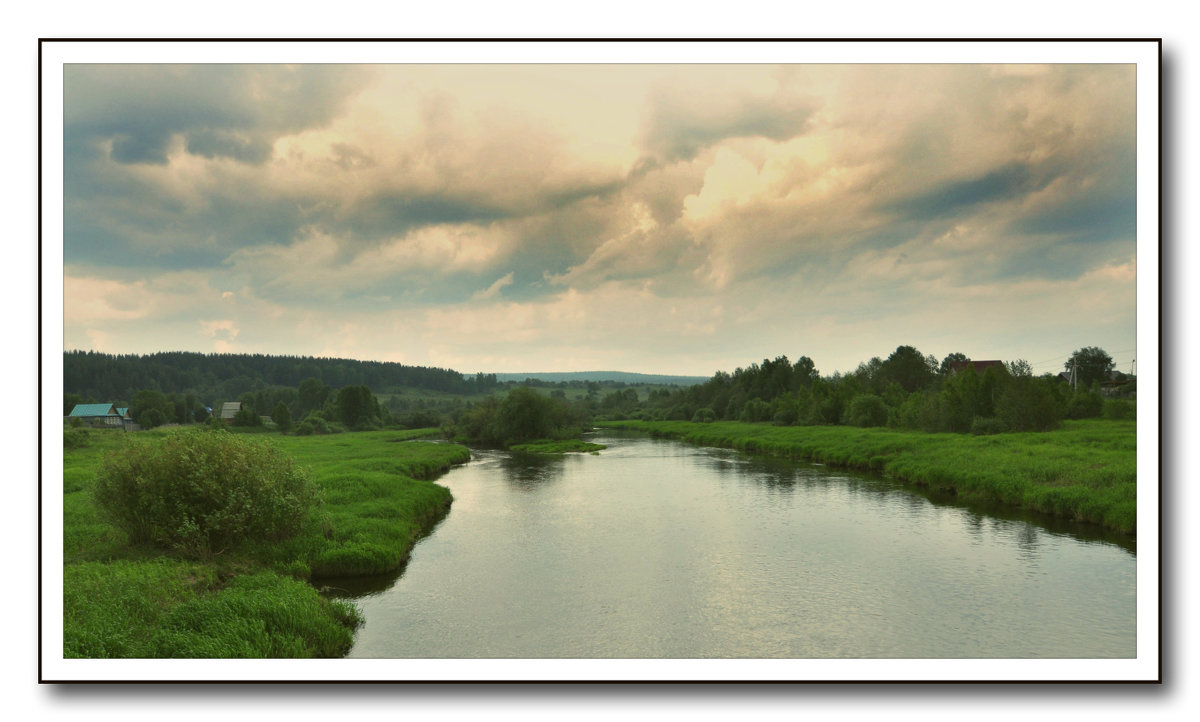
[65, 345, 1131, 438]
[228, 380, 389, 434]
[606, 346, 1132, 434]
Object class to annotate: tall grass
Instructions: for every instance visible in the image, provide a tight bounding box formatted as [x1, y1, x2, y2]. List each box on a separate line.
[62, 427, 468, 658]
[605, 419, 1137, 535]
[64, 560, 361, 658]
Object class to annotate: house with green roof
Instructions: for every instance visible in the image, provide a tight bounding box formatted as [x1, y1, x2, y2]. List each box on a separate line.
[67, 403, 124, 427]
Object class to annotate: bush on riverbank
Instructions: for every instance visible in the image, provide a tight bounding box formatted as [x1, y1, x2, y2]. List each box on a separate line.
[64, 428, 468, 658]
[93, 429, 322, 558]
[604, 419, 1137, 535]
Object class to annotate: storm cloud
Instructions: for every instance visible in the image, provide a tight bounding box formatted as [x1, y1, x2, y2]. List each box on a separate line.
[62, 63, 1139, 375]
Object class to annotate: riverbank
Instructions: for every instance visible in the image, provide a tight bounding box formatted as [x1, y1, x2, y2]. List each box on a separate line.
[602, 419, 1137, 535]
[63, 427, 468, 658]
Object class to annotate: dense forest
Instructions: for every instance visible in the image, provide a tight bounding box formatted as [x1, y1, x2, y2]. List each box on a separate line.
[63, 350, 500, 404]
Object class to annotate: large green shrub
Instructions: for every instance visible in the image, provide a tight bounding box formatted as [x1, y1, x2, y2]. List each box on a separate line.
[93, 429, 321, 558]
[995, 376, 1062, 432]
[1065, 390, 1104, 419]
[845, 394, 888, 427]
[1104, 399, 1136, 420]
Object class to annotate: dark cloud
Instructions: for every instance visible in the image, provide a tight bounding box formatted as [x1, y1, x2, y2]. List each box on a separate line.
[642, 88, 820, 162]
[881, 164, 1040, 221]
[1014, 190, 1135, 240]
[64, 64, 368, 165]
[185, 129, 274, 164]
[342, 192, 513, 237]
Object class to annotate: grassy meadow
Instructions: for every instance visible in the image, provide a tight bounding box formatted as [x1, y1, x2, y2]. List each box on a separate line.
[62, 426, 468, 658]
[603, 418, 1137, 535]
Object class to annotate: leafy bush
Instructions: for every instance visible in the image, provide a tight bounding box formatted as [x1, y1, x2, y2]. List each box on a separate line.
[1065, 391, 1104, 420]
[692, 408, 717, 423]
[1104, 399, 1135, 420]
[845, 394, 888, 427]
[896, 391, 942, 432]
[92, 429, 321, 558]
[272, 402, 293, 432]
[294, 416, 332, 436]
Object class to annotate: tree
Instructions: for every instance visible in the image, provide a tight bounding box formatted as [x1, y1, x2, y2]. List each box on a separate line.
[793, 356, 819, 388]
[130, 389, 174, 429]
[880, 345, 935, 392]
[1065, 347, 1114, 390]
[64, 393, 86, 416]
[939, 352, 969, 376]
[272, 401, 293, 432]
[497, 386, 556, 442]
[995, 376, 1063, 431]
[336, 385, 378, 430]
[1006, 359, 1033, 377]
[297, 377, 330, 419]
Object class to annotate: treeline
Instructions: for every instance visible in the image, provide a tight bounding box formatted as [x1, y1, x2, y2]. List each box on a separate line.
[63, 350, 500, 404]
[605, 346, 1134, 434]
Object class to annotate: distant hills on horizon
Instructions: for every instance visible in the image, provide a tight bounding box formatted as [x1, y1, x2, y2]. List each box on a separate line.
[492, 371, 709, 386]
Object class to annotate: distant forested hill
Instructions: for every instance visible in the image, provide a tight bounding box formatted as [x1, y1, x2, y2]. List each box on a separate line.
[63, 350, 498, 404]
[492, 371, 708, 386]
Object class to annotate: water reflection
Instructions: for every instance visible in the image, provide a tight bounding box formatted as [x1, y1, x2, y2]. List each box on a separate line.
[343, 432, 1136, 659]
[499, 452, 566, 491]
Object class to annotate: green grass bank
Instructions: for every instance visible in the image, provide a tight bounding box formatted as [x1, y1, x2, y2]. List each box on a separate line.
[603, 419, 1137, 536]
[63, 427, 469, 658]
[508, 439, 607, 455]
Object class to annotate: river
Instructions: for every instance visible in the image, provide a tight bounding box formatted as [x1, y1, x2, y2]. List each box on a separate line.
[334, 431, 1136, 659]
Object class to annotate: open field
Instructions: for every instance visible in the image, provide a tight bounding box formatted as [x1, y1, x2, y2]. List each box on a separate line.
[62, 426, 467, 657]
[602, 419, 1137, 535]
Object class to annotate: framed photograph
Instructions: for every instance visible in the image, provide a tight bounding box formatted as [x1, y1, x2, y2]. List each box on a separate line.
[40, 38, 1160, 683]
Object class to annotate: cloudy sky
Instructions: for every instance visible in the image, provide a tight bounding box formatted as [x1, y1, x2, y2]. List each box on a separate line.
[62, 62, 1138, 377]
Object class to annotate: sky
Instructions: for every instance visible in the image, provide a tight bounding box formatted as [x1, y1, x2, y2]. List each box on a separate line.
[61, 62, 1139, 378]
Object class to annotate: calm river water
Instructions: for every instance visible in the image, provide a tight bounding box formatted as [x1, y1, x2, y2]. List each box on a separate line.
[337, 431, 1135, 659]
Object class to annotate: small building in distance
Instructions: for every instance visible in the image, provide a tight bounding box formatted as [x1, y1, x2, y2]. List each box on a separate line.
[220, 402, 242, 424]
[67, 403, 124, 427]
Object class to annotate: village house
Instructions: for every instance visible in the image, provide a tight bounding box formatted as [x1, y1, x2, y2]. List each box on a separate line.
[220, 401, 242, 424]
[67, 403, 124, 427]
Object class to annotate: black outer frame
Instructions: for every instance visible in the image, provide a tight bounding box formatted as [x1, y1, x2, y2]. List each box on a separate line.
[39, 36, 1161, 681]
